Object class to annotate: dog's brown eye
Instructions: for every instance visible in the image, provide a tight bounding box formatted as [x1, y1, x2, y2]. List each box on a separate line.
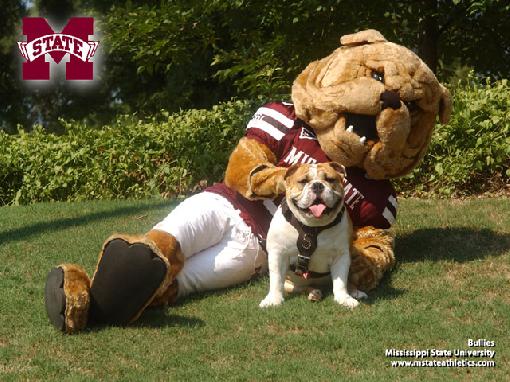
[298, 178, 308, 184]
[325, 177, 338, 183]
[372, 71, 384, 83]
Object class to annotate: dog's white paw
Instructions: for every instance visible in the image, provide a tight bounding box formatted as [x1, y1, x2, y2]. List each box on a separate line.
[334, 295, 360, 309]
[349, 288, 368, 300]
[259, 294, 284, 308]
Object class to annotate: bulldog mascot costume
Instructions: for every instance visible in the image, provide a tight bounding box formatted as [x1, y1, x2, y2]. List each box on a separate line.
[44, 30, 451, 333]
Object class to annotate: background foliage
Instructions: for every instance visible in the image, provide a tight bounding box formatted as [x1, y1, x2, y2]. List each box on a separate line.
[0, 0, 508, 203]
[1, 0, 509, 132]
[1, 76, 508, 206]
[395, 74, 510, 197]
[0, 100, 256, 205]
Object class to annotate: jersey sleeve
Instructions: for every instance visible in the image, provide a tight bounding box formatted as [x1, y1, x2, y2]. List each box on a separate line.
[245, 102, 296, 160]
[344, 168, 398, 229]
[357, 193, 398, 229]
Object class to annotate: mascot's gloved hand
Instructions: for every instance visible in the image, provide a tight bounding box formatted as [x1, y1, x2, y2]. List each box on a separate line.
[247, 164, 287, 199]
[225, 136, 287, 200]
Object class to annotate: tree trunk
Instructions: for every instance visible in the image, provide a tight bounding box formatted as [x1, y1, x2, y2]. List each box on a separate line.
[418, 0, 440, 74]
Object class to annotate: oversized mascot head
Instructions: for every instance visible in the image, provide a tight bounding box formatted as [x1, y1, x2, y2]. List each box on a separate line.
[292, 29, 452, 179]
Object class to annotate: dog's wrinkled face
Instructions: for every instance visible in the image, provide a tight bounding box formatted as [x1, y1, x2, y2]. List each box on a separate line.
[292, 29, 452, 179]
[285, 162, 346, 226]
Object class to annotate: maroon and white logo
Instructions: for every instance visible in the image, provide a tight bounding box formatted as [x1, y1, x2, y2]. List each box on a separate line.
[17, 17, 99, 80]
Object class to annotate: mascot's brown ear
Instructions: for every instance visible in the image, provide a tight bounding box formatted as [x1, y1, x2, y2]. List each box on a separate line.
[340, 29, 387, 46]
[439, 84, 452, 124]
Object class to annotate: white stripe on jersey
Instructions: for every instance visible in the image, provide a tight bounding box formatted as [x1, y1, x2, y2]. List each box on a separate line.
[388, 195, 398, 209]
[257, 107, 295, 129]
[382, 207, 396, 225]
[263, 199, 278, 215]
[247, 119, 285, 141]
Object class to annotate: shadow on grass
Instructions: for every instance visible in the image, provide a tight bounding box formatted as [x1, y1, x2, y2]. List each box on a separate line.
[133, 310, 205, 329]
[0, 200, 175, 244]
[315, 227, 510, 304]
[312, 271, 405, 304]
[80, 313, 205, 333]
[395, 227, 510, 263]
[355, 227, 510, 304]
[363, 271, 406, 304]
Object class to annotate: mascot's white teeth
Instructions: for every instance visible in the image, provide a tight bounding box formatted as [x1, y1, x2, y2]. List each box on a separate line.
[346, 125, 354, 133]
[360, 136, 366, 144]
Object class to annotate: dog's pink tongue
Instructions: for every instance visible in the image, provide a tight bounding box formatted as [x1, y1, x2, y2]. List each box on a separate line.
[309, 203, 326, 218]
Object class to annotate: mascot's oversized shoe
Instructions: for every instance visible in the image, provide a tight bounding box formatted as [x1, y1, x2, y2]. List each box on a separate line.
[45, 232, 181, 333]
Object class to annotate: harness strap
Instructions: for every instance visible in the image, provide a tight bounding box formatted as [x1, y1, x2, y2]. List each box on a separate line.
[281, 198, 345, 277]
[289, 264, 330, 280]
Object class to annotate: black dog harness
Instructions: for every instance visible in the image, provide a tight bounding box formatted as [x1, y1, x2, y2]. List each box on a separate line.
[281, 199, 345, 279]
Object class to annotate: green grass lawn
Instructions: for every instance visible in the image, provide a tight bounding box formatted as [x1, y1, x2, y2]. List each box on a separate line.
[0, 197, 509, 381]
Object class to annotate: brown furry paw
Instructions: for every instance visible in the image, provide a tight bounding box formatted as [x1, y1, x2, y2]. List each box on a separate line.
[89, 236, 170, 325]
[149, 280, 180, 307]
[45, 264, 91, 333]
[307, 288, 323, 302]
[349, 227, 395, 291]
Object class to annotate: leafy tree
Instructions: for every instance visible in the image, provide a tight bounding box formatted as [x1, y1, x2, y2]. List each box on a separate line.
[96, 0, 510, 115]
[0, 0, 28, 132]
[1, 0, 509, 131]
[374, 0, 510, 76]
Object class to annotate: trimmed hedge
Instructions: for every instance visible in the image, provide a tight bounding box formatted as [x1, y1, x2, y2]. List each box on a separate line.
[0, 100, 257, 205]
[396, 75, 510, 196]
[1, 76, 509, 205]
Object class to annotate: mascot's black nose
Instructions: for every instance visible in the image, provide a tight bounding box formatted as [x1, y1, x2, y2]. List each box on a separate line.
[312, 182, 324, 194]
[380, 90, 401, 110]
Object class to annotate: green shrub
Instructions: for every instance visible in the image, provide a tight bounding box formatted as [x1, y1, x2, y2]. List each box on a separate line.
[0, 100, 257, 205]
[1, 75, 508, 205]
[0, 133, 22, 205]
[396, 74, 510, 196]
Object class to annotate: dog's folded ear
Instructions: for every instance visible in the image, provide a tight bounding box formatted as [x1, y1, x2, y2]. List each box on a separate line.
[328, 162, 346, 176]
[284, 164, 301, 180]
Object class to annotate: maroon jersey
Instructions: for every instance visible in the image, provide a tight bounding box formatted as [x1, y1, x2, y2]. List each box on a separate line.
[207, 102, 397, 239]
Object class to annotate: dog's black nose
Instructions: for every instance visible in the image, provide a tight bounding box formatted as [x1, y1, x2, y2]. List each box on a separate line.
[312, 182, 324, 194]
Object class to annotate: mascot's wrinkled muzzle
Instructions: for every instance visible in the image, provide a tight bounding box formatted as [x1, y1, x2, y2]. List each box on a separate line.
[345, 89, 402, 145]
[345, 113, 377, 144]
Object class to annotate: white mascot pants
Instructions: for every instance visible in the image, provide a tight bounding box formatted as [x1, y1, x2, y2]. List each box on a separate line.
[153, 192, 268, 298]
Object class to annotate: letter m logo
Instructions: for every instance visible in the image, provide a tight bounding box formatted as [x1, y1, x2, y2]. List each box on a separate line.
[19, 17, 98, 80]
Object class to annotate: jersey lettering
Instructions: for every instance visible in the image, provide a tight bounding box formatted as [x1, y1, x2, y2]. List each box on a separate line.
[344, 182, 365, 209]
[283, 146, 318, 165]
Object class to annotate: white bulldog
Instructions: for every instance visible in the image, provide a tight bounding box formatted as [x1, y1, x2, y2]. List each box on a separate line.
[259, 162, 367, 308]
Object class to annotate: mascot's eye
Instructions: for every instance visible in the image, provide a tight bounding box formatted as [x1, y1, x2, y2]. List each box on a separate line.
[371, 71, 384, 83]
[325, 177, 338, 183]
[298, 178, 308, 185]
[405, 100, 419, 112]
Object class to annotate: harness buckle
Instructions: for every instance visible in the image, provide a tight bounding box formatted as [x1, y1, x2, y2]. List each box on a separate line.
[301, 233, 313, 250]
